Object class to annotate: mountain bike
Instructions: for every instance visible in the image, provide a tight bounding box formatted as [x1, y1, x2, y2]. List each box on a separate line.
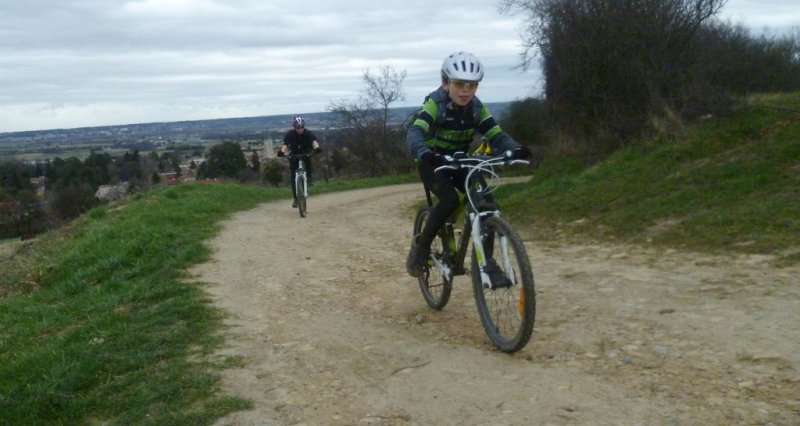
[280, 152, 312, 217]
[412, 152, 535, 353]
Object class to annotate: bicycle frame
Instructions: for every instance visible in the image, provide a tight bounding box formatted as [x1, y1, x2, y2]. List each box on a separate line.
[429, 153, 529, 289]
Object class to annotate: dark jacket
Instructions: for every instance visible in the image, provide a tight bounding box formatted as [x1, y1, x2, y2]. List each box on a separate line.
[283, 129, 318, 154]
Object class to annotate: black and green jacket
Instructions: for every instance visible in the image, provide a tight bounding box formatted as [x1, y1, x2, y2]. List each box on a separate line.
[407, 87, 518, 159]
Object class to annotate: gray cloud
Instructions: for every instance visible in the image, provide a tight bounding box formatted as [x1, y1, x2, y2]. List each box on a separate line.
[0, 0, 794, 132]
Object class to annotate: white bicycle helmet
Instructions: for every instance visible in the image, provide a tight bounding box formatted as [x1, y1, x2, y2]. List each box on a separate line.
[441, 51, 484, 82]
[292, 116, 305, 128]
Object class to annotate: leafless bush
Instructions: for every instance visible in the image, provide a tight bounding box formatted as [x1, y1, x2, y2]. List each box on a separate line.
[328, 66, 412, 177]
[500, 0, 727, 151]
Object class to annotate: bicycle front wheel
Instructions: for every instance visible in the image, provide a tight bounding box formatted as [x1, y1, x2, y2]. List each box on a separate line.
[471, 215, 535, 353]
[297, 175, 307, 218]
[413, 206, 452, 310]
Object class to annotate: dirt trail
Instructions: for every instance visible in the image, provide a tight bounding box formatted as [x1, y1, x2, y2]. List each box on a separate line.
[189, 184, 799, 425]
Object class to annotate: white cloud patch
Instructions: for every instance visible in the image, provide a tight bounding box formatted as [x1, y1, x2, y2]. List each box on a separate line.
[0, 0, 793, 132]
[121, 0, 238, 17]
[720, 0, 800, 30]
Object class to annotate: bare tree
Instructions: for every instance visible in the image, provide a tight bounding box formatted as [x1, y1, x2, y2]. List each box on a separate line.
[364, 66, 407, 147]
[328, 65, 410, 177]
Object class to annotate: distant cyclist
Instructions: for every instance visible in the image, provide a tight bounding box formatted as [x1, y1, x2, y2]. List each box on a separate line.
[278, 116, 321, 207]
[406, 51, 532, 277]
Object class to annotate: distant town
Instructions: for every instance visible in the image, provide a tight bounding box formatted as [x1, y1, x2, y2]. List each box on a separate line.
[0, 102, 511, 240]
[0, 110, 380, 162]
[0, 103, 509, 162]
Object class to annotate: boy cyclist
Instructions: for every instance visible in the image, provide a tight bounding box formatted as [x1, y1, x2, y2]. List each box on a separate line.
[406, 51, 531, 277]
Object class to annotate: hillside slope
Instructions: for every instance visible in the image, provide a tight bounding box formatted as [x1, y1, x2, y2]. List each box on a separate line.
[500, 92, 800, 264]
[1, 93, 798, 424]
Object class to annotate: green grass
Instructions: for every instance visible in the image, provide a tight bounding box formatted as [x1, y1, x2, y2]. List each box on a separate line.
[1, 91, 798, 423]
[0, 184, 270, 424]
[498, 92, 800, 263]
[0, 174, 412, 425]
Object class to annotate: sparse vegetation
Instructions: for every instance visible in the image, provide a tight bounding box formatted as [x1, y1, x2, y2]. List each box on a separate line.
[328, 65, 413, 177]
[497, 92, 800, 264]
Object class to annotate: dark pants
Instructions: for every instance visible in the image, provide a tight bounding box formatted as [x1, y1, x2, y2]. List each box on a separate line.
[289, 156, 313, 199]
[417, 162, 468, 248]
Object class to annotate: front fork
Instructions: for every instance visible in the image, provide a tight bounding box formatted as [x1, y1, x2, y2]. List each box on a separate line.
[471, 211, 513, 289]
[295, 170, 307, 198]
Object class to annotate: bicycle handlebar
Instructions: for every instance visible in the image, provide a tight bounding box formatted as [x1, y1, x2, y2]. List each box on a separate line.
[433, 151, 529, 173]
[278, 152, 314, 160]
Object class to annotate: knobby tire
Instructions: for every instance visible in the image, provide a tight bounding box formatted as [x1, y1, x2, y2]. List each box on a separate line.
[413, 206, 452, 310]
[297, 174, 307, 218]
[471, 215, 535, 353]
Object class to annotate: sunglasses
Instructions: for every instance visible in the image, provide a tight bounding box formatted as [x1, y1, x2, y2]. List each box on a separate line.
[450, 80, 479, 90]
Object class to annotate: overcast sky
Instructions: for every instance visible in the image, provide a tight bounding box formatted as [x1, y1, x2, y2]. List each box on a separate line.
[1, 0, 797, 133]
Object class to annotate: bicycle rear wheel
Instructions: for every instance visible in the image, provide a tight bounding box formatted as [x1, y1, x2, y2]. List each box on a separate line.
[471, 215, 535, 353]
[413, 206, 452, 310]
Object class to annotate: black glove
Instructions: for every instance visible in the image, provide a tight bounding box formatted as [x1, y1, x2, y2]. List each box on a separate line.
[420, 151, 442, 167]
[277, 150, 285, 157]
[510, 146, 532, 160]
[314, 147, 322, 154]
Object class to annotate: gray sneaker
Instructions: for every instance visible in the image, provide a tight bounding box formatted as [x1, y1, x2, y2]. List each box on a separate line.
[405, 235, 430, 278]
[292, 199, 298, 208]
